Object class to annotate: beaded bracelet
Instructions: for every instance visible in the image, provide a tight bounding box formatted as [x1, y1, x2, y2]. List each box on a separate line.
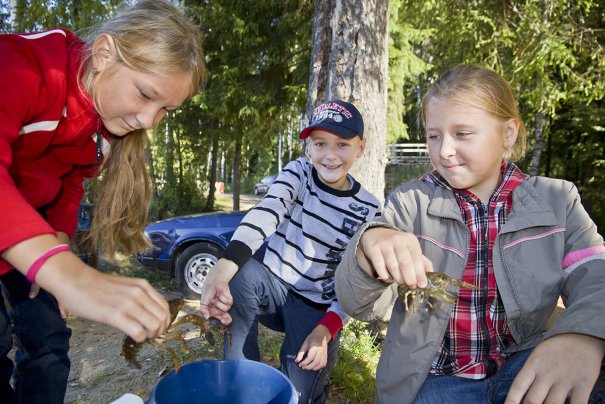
[26, 244, 71, 283]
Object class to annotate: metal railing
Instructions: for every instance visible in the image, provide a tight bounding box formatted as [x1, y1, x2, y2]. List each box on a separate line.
[388, 143, 431, 165]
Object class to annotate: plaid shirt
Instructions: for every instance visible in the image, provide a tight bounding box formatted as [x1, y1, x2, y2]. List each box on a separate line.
[422, 161, 528, 379]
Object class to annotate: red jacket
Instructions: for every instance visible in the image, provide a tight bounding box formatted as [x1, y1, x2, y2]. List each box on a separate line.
[0, 29, 106, 274]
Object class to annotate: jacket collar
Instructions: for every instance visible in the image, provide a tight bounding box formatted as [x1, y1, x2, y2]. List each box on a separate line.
[424, 176, 559, 230]
[427, 186, 465, 222]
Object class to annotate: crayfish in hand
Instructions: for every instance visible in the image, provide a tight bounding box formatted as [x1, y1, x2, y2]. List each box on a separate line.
[398, 272, 478, 313]
[121, 298, 231, 373]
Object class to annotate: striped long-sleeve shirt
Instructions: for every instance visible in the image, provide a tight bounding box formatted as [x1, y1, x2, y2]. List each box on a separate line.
[223, 157, 381, 334]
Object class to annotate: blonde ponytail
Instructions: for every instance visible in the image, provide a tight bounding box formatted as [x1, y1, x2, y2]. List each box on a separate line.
[88, 130, 151, 256]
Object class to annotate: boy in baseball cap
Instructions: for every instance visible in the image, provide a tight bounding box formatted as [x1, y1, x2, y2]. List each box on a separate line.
[200, 98, 379, 403]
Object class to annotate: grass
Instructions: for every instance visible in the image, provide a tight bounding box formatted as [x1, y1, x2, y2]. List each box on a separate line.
[213, 194, 236, 211]
[213, 193, 260, 212]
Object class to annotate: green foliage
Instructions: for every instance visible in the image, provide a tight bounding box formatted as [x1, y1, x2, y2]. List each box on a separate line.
[330, 321, 381, 403]
[8, 0, 605, 231]
[387, 0, 432, 142]
[144, 0, 312, 212]
[394, 0, 605, 230]
[4, 0, 121, 33]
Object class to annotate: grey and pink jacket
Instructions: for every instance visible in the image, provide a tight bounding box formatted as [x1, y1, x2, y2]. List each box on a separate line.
[335, 175, 605, 403]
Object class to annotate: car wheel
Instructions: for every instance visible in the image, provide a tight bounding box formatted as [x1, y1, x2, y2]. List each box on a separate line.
[175, 242, 223, 300]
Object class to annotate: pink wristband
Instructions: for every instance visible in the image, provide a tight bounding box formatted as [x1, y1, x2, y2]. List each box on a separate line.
[26, 244, 71, 283]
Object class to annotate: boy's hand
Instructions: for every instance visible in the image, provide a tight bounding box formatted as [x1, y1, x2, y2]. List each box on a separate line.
[505, 333, 605, 404]
[357, 227, 433, 289]
[295, 324, 331, 371]
[198, 258, 238, 325]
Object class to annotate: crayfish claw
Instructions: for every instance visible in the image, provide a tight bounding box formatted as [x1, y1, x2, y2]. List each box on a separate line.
[122, 336, 143, 369]
[204, 331, 216, 346]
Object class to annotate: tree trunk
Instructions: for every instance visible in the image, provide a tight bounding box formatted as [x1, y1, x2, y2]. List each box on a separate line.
[165, 114, 175, 189]
[232, 136, 242, 211]
[307, 0, 390, 203]
[529, 112, 546, 176]
[205, 129, 219, 212]
[72, 0, 81, 24]
[175, 123, 184, 202]
[146, 128, 160, 220]
[9, 0, 25, 31]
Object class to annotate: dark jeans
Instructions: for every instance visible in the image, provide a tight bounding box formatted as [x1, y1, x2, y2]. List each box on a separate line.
[224, 258, 340, 404]
[414, 349, 605, 404]
[0, 270, 71, 404]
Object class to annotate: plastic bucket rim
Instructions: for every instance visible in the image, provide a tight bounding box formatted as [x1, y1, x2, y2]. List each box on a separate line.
[149, 358, 297, 404]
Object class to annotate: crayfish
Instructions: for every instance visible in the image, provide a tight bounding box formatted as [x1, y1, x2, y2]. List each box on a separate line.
[398, 272, 478, 313]
[121, 298, 231, 373]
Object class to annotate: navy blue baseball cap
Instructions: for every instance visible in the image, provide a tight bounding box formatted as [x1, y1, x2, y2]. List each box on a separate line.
[299, 99, 364, 140]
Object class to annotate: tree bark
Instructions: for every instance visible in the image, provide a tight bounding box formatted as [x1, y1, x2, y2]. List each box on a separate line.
[232, 136, 242, 211]
[205, 128, 219, 212]
[307, 0, 390, 203]
[146, 128, 160, 218]
[529, 112, 546, 176]
[165, 114, 175, 189]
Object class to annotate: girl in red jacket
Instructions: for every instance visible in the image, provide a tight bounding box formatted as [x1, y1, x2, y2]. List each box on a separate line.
[0, 1, 205, 402]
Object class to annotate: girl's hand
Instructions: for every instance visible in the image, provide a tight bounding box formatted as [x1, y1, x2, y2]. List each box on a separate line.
[28, 282, 70, 320]
[43, 262, 171, 342]
[198, 258, 238, 325]
[295, 324, 331, 371]
[357, 227, 433, 289]
[505, 333, 605, 404]
[28, 282, 41, 299]
[3, 234, 171, 341]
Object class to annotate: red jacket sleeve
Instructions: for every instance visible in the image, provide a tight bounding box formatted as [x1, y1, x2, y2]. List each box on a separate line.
[45, 166, 90, 238]
[0, 33, 65, 273]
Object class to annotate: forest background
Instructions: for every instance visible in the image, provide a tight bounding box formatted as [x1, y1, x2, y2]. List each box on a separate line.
[2, 0, 604, 232]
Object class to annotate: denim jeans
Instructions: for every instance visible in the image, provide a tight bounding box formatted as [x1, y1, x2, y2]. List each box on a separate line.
[414, 350, 531, 403]
[224, 258, 340, 404]
[414, 349, 605, 404]
[0, 270, 71, 404]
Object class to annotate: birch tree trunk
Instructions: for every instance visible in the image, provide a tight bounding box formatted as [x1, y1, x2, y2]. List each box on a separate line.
[145, 128, 159, 214]
[307, 0, 390, 203]
[529, 112, 546, 176]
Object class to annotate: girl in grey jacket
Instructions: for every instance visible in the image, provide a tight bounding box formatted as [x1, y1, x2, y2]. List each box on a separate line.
[335, 65, 605, 404]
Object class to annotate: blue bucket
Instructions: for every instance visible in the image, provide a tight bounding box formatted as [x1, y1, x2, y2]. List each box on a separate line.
[150, 359, 298, 404]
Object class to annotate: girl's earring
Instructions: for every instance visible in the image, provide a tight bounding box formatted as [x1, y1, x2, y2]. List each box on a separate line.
[92, 67, 99, 75]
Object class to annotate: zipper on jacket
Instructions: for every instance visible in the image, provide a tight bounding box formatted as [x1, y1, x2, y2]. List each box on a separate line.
[479, 203, 496, 375]
[496, 232, 524, 347]
[96, 131, 102, 161]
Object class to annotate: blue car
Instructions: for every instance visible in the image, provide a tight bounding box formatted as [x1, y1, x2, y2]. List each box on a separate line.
[137, 210, 247, 299]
